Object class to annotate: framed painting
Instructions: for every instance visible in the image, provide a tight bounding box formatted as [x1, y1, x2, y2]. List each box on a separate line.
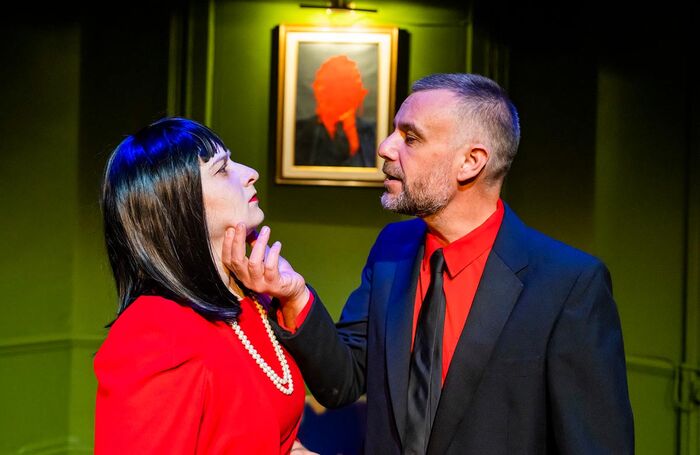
[275, 25, 398, 186]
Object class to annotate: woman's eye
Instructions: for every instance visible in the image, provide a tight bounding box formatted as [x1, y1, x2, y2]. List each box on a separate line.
[217, 163, 228, 174]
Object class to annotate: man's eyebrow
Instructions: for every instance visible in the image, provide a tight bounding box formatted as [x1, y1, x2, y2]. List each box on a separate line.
[396, 120, 426, 139]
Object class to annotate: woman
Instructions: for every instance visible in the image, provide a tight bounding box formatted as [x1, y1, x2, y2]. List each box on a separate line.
[94, 117, 313, 453]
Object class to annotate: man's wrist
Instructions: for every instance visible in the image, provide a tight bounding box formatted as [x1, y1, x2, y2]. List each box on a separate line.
[281, 286, 310, 313]
[277, 286, 313, 332]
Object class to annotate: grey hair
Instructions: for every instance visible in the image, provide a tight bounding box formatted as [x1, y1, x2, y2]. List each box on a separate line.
[411, 73, 521, 183]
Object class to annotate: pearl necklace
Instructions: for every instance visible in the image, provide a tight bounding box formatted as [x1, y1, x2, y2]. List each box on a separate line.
[230, 299, 294, 395]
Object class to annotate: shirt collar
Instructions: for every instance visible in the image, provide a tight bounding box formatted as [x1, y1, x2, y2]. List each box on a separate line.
[424, 199, 505, 278]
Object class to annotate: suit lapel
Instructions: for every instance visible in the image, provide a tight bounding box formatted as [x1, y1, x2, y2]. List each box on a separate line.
[385, 228, 425, 447]
[427, 204, 529, 454]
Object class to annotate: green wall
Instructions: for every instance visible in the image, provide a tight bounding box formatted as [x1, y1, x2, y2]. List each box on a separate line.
[593, 56, 689, 454]
[499, 9, 698, 452]
[0, 6, 172, 453]
[1, 1, 697, 453]
[0, 1, 475, 452]
[69, 5, 173, 451]
[0, 22, 80, 454]
[206, 0, 472, 317]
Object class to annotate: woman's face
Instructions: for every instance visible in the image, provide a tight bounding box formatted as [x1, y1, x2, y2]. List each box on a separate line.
[200, 148, 263, 242]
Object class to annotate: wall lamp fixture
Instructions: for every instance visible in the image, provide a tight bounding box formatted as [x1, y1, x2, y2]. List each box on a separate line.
[299, 0, 378, 13]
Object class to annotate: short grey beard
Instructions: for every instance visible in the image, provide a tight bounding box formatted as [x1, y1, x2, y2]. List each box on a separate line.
[380, 183, 451, 218]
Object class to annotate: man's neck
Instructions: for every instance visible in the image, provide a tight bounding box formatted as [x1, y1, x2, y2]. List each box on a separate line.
[423, 193, 500, 244]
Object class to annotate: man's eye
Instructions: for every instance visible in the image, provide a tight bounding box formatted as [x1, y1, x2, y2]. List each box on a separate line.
[405, 134, 417, 144]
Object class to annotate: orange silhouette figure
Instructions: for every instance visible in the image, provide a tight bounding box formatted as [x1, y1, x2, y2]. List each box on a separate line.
[312, 55, 369, 157]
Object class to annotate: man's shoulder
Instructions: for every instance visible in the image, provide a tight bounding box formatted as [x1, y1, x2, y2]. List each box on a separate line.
[518, 222, 605, 272]
[361, 218, 426, 263]
[376, 218, 426, 242]
[495, 203, 605, 275]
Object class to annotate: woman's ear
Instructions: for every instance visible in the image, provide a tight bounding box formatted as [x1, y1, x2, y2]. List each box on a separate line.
[456, 144, 489, 183]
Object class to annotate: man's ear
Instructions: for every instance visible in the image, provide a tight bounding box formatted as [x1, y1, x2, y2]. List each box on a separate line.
[456, 144, 489, 183]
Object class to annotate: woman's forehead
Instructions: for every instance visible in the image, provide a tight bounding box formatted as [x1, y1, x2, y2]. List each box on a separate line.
[199, 147, 230, 166]
[212, 147, 230, 159]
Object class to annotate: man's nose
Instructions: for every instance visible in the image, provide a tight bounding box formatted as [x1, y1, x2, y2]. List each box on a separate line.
[377, 132, 399, 161]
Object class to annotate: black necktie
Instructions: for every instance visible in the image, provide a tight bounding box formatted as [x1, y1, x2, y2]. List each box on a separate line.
[405, 248, 446, 455]
[332, 121, 348, 161]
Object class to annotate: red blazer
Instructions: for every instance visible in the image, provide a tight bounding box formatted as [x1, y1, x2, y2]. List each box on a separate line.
[94, 295, 304, 454]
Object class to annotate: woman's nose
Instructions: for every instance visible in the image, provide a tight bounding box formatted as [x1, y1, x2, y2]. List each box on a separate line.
[241, 164, 259, 186]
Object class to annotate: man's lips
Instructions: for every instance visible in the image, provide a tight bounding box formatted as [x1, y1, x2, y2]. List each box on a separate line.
[382, 164, 402, 182]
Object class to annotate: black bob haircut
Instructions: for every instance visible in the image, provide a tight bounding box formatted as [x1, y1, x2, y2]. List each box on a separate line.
[101, 117, 245, 323]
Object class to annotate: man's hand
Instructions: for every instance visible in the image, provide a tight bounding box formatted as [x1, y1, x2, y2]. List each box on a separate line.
[291, 440, 319, 454]
[222, 223, 310, 324]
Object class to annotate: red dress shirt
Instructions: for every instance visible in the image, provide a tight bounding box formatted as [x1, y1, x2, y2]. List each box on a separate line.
[94, 295, 305, 454]
[413, 200, 505, 384]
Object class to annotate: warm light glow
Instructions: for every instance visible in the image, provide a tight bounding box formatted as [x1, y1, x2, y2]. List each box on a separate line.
[299, 1, 377, 14]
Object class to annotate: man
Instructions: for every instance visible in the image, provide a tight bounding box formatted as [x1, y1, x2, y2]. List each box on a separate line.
[225, 73, 634, 454]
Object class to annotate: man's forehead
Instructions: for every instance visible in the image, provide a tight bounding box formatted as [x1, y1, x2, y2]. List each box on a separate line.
[396, 89, 460, 124]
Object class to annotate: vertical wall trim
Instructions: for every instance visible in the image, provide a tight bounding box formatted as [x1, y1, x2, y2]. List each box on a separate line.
[680, 60, 700, 455]
[185, 4, 196, 118]
[173, 0, 215, 123]
[204, 0, 215, 126]
[167, 9, 185, 116]
[464, 3, 473, 74]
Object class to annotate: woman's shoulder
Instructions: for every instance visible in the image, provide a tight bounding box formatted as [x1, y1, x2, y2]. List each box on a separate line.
[94, 296, 221, 382]
[119, 294, 207, 326]
[107, 295, 216, 342]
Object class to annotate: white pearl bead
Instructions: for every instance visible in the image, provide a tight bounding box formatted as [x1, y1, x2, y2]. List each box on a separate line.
[230, 300, 294, 395]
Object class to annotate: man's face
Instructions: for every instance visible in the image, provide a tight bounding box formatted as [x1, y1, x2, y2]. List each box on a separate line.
[378, 89, 462, 217]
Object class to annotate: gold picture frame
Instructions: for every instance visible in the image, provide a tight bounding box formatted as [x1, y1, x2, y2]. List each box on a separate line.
[275, 24, 398, 186]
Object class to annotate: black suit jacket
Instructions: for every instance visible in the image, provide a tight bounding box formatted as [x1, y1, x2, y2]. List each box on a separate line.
[277, 204, 634, 454]
[294, 115, 376, 168]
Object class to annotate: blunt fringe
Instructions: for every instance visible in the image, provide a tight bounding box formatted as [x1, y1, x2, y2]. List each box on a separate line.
[101, 117, 243, 323]
[412, 73, 521, 182]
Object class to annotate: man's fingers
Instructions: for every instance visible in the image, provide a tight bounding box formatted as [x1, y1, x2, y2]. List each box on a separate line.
[248, 225, 270, 277]
[222, 227, 234, 265]
[264, 241, 282, 281]
[228, 223, 249, 274]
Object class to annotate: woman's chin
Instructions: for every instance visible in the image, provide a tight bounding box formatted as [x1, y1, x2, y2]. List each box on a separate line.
[246, 217, 264, 235]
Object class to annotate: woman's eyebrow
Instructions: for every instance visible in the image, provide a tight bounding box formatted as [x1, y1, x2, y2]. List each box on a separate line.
[209, 150, 231, 167]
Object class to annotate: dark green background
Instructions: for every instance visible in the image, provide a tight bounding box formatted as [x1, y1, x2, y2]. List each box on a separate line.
[1, 0, 697, 453]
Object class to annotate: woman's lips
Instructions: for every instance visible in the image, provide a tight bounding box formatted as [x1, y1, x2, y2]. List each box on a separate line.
[249, 195, 258, 203]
